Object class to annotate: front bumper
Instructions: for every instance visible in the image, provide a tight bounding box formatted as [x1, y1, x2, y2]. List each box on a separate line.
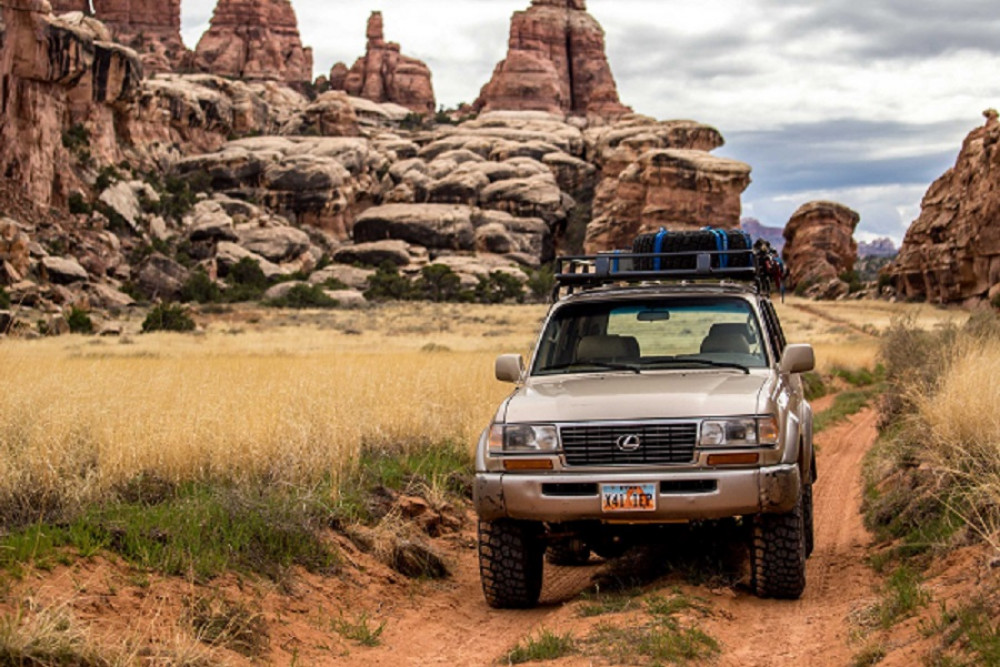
[474, 464, 801, 523]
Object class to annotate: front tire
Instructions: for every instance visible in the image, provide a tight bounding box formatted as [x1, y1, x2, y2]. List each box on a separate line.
[751, 490, 807, 599]
[803, 481, 815, 558]
[479, 519, 544, 608]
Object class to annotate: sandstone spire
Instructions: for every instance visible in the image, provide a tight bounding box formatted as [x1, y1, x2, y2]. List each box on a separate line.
[195, 0, 313, 85]
[475, 0, 631, 118]
[329, 11, 436, 115]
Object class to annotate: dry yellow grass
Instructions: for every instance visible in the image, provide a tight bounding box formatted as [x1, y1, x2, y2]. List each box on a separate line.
[0, 297, 966, 507]
[0, 303, 547, 504]
[916, 340, 1000, 549]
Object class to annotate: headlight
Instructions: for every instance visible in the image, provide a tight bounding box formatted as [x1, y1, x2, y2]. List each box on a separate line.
[700, 417, 779, 448]
[488, 424, 560, 453]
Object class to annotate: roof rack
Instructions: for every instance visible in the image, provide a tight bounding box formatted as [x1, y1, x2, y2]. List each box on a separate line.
[553, 248, 769, 299]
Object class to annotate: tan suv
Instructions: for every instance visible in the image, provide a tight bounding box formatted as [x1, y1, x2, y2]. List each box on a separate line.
[474, 244, 816, 608]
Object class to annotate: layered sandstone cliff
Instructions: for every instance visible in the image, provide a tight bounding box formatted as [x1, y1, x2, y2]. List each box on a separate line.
[889, 111, 1000, 305]
[782, 201, 860, 299]
[583, 118, 751, 252]
[0, 0, 143, 208]
[49, 0, 186, 73]
[329, 12, 435, 115]
[476, 0, 631, 119]
[194, 0, 313, 85]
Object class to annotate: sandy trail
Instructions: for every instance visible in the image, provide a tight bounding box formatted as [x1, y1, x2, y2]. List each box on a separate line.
[323, 407, 880, 666]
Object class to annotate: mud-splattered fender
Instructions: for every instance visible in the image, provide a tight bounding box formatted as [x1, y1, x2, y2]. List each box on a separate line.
[474, 474, 506, 521]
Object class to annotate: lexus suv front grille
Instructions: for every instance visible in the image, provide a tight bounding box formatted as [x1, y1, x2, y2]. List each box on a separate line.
[559, 423, 698, 466]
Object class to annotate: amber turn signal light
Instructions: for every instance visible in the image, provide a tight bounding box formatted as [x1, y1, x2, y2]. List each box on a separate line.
[707, 453, 759, 466]
[503, 459, 555, 471]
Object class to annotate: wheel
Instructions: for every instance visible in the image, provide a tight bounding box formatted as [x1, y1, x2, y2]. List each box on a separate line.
[546, 538, 591, 566]
[803, 481, 815, 558]
[479, 519, 544, 609]
[750, 489, 807, 599]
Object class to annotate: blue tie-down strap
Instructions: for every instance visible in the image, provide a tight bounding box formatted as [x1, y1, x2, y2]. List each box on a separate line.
[612, 250, 621, 273]
[703, 227, 728, 268]
[653, 228, 668, 270]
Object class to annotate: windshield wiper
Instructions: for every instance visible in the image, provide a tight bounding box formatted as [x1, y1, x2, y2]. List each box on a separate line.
[648, 358, 751, 375]
[541, 362, 642, 375]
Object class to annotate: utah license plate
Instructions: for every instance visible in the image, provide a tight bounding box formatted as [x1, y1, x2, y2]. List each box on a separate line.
[601, 483, 657, 513]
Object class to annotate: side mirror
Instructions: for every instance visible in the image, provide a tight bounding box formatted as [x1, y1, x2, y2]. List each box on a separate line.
[495, 354, 525, 383]
[780, 344, 815, 374]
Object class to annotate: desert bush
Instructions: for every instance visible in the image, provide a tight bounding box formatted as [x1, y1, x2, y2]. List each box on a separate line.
[222, 257, 270, 302]
[142, 303, 196, 333]
[180, 270, 223, 304]
[414, 264, 464, 302]
[68, 192, 92, 215]
[66, 307, 93, 335]
[474, 271, 525, 304]
[364, 261, 415, 302]
[265, 284, 339, 309]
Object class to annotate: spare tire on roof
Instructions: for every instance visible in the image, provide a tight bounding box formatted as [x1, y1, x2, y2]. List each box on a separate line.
[632, 228, 753, 271]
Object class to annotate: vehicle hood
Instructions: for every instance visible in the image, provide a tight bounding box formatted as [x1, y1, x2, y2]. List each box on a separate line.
[503, 371, 770, 424]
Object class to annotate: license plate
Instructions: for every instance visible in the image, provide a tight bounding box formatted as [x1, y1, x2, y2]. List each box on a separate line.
[601, 483, 657, 513]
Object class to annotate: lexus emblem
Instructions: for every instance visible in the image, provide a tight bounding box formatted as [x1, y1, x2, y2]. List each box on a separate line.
[616, 434, 643, 452]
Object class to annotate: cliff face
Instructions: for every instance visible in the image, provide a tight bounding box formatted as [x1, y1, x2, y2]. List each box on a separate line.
[49, 0, 187, 73]
[329, 12, 436, 115]
[194, 0, 313, 85]
[782, 201, 860, 299]
[0, 0, 143, 209]
[475, 0, 631, 119]
[889, 111, 1000, 305]
[582, 119, 750, 252]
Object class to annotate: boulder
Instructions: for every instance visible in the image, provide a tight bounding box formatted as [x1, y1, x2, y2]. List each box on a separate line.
[84, 282, 135, 310]
[585, 149, 752, 252]
[136, 253, 189, 299]
[285, 91, 362, 137]
[352, 204, 477, 251]
[235, 225, 311, 263]
[309, 265, 375, 291]
[782, 201, 860, 298]
[41, 256, 89, 284]
[0, 218, 31, 282]
[215, 242, 285, 280]
[184, 200, 237, 242]
[323, 289, 367, 308]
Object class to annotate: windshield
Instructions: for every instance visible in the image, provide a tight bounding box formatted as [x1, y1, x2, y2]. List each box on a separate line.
[532, 297, 769, 376]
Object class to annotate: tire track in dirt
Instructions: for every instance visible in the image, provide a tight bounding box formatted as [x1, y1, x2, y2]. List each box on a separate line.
[707, 408, 880, 666]
[325, 408, 880, 666]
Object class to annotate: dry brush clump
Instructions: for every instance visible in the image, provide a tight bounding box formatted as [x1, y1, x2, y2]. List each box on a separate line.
[866, 313, 1000, 557]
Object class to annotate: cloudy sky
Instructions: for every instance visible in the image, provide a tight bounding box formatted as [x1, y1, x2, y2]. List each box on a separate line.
[181, 1, 1000, 244]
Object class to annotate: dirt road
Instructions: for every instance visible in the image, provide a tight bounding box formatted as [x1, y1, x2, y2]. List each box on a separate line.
[327, 407, 880, 666]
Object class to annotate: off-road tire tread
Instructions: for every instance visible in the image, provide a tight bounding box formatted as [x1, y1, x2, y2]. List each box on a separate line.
[751, 494, 807, 599]
[545, 539, 591, 566]
[479, 519, 543, 609]
[803, 481, 814, 558]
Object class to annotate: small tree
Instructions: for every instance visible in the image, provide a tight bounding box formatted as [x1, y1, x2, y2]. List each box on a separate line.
[415, 264, 464, 302]
[67, 307, 94, 334]
[364, 262, 414, 302]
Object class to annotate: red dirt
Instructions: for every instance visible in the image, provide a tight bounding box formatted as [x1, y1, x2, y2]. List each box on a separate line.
[7, 405, 993, 665]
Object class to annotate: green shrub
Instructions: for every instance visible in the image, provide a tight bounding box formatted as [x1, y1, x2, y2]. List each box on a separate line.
[180, 270, 222, 304]
[142, 303, 196, 333]
[222, 257, 269, 302]
[66, 308, 93, 335]
[67, 192, 92, 215]
[474, 271, 525, 304]
[61, 124, 90, 153]
[265, 284, 339, 309]
[0, 287, 9, 310]
[94, 166, 121, 193]
[364, 261, 415, 302]
[525, 265, 556, 302]
[414, 264, 465, 302]
[506, 630, 575, 664]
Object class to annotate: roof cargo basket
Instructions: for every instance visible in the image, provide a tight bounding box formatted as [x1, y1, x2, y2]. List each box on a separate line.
[553, 228, 783, 299]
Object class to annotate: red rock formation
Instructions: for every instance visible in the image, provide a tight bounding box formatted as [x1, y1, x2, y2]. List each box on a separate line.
[0, 1, 143, 209]
[329, 12, 435, 115]
[49, 0, 187, 73]
[584, 149, 751, 252]
[476, 0, 630, 119]
[889, 111, 1000, 305]
[782, 201, 860, 299]
[195, 0, 313, 85]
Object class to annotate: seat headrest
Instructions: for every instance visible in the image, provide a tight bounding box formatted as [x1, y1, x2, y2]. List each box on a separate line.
[701, 333, 750, 355]
[709, 322, 756, 344]
[577, 335, 640, 363]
